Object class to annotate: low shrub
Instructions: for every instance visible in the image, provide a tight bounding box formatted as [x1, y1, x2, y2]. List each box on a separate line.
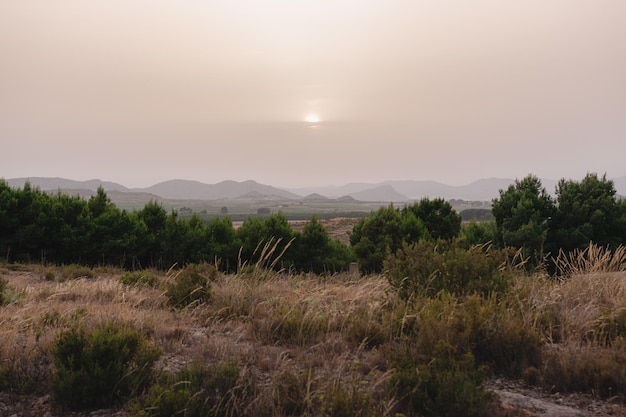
[59, 264, 94, 281]
[541, 344, 626, 400]
[319, 380, 373, 417]
[397, 293, 542, 380]
[134, 361, 251, 417]
[0, 276, 6, 305]
[385, 240, 510, 300]
[166, 264, 215, 309]
[389, 341, 493, 417]
[51, 321, 161, 410]
[0, 341, 49, 394]
[120, 270, 160, 288]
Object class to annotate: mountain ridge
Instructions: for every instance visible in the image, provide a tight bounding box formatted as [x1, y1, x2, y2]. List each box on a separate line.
[4, 175, 626, 203]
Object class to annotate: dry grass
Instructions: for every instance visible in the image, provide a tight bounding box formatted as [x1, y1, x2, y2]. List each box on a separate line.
[2, 253, 626, 414]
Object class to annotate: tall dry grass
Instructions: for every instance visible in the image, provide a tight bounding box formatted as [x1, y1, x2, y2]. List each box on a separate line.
[2, 241, 626, 414]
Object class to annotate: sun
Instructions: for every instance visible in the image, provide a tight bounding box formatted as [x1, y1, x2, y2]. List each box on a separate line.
[305, 114, 320, 123]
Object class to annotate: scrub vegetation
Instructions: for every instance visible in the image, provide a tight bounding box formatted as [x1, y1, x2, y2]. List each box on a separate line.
[1, 172, 626, 416]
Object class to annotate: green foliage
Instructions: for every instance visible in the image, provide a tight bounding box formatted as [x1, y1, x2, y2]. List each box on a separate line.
[541, 344, 626, 400]
[350, 199, 463, 273]
[350, 205, 404, 273]
[402, 198, 462, 241]
[319, 380, 373, 417]
[166, 264, 215, 309]
[459, 221, 496, 247]
[120, 270, 160, 288]
[385, 240, 510, 299]
[59, 264, 94, 281]
[237, 212, 296, 269]
[134, 361, 250, 417]
[492, 175, 555, 266]
[0, 276, 6, 305]
[549, 173, 626, 255]
[390, 341, 493, 417]
[294, 216, 353, 273]
[51, 321, 161, 410]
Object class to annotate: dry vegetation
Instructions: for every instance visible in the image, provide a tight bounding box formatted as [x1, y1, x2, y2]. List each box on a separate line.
[1, 247, 626, 416]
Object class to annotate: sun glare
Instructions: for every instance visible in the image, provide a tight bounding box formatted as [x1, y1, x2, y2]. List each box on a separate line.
[305, 114, 320, 123]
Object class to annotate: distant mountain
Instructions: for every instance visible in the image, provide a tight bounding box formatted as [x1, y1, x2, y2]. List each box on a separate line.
[5, 175, 624, 203]
[139, 179, 300, 200]
[5, 177, 129, 193]
[350, 185, 408, 202]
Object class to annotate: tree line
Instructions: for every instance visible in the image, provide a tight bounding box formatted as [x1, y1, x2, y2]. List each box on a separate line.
[2, 173, 624, 274]
[0, 182, 352, 272]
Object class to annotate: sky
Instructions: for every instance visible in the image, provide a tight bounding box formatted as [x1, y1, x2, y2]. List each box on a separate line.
[1, 1, 625, 189]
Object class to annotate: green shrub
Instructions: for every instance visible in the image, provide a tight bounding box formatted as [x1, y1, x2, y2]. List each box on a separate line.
[120, 270, 160, 288]
[59, 264, 94, 281]
[51, 321, 161, 410]
[389, 341, 493, 417]
[166, 264, 215, 309]
[395, 293, 542, 380]
[134, 361, 250, 417]
[541, 344, 626, 400]
[319, 380, 373, 417]
[0, 276, 6, 305]
[385, 240, 510, 299]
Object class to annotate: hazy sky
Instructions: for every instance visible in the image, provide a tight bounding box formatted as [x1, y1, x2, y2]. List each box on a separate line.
[2, 1, 625, 188]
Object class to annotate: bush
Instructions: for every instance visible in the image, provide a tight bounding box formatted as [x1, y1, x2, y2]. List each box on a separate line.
[390, 341, 493, 417]
[0, 276, 6, 305]
[134, 361, 250, 417]
[166, 264, 215, 309]
[385, 240, 510, 299]
[120, 270, 160, 288]
[51, 321, 161, 410]
[394, 293, 542, 380]
[541, 344, 626, 400]
[59, 264, 94, 281]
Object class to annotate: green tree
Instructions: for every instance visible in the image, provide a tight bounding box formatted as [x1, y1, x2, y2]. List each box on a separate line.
[205, 216, 240, 271]
[349, 205, 403, 273]
[236, 213, 296, 268]
[548, 173, 626, 255]
[492, 175, 555, 265]
[403, 198, 462, 240]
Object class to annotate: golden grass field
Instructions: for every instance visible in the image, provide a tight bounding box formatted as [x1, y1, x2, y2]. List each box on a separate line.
[2, 250, 626, 416]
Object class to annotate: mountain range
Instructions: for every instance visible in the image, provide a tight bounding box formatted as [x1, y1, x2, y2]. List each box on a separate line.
[4, 176, 626, 203]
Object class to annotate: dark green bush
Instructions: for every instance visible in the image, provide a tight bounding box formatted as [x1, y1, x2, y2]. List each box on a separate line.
[390, 341, 493, 417]
[385, 240, 510, 299]
[166, 264, 215, 309]
[51, 321, 161, 410]
[0, 276, 6, 305]
[134, 361, 250, 417]
[120, 270, 160, 288]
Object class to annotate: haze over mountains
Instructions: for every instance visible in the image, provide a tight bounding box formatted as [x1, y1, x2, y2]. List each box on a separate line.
[4, 175, 626, 203]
